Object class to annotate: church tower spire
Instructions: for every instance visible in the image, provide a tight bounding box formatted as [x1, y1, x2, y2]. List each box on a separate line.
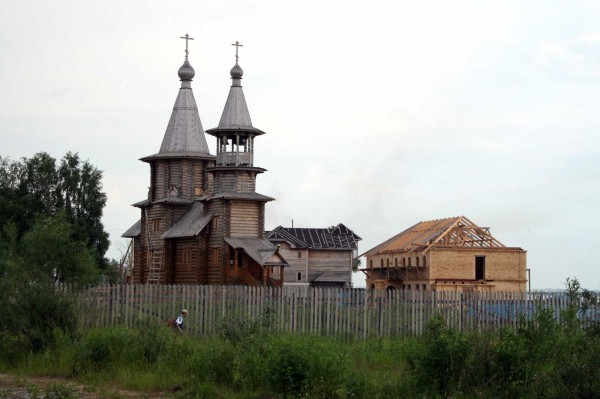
[142, 34, 212, 157]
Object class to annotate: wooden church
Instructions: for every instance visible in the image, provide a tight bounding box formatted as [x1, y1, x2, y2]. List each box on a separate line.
[123, 38, 287, 285]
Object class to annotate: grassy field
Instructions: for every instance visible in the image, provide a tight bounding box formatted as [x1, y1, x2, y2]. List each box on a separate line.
[1, 310, 599, 399]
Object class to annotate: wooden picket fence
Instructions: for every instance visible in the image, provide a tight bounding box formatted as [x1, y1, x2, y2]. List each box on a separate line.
[74, 284, 600, 338]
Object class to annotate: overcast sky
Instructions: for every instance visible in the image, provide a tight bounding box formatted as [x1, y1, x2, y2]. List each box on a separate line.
[1, 0, 599, 289]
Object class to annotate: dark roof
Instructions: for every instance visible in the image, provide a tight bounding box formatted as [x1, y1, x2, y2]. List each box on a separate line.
[266, 223, 361, 250]
[224, 237, 288, 266]
[140, 152, 215, 162]
[132, 199, 151, 207]
[206, 191, 274, 202]
[132, 197, 193, 208]
[122, 219, 141, 238]
[161, 202, 212, 239]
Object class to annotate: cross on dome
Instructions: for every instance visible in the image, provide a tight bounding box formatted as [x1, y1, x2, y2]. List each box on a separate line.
[180, 33, 194, 58]
[232, 41, 243, 63]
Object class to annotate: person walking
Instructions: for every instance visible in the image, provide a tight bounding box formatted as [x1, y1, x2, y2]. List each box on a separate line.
[175, 309, 188, 333]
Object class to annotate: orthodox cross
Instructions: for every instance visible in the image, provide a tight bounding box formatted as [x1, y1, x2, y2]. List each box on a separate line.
[232, 41, 243, 63]
[180, 34, 194, 57]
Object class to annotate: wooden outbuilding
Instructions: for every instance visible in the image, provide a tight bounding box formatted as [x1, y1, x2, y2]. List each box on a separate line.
[361, 216, 527, 292]
[123, 42, 286, 285]
[266, 224, 361, 287]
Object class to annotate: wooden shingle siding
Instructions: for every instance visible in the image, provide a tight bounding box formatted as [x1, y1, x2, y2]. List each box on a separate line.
[173, 238, 197, 284]
[307, 250, 352, 284]
[229, 201, 260, 237]
[278, 243, 308, 284]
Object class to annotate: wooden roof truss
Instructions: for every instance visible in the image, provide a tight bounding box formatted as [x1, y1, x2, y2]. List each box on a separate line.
[422, 216, 505, 254]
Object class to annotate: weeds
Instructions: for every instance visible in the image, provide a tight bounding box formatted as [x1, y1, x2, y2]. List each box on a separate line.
[2, 279, 599, 398]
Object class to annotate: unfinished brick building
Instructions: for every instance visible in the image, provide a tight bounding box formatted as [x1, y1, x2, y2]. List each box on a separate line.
[362, 216, 527, 292]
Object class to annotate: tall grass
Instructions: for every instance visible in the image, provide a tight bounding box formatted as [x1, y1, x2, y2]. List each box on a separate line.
[2, 308, 599, 398]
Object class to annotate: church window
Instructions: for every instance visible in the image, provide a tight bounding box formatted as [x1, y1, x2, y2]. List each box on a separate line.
[182, 250, 192, 269]
[212, 216, 220, 230]
[237, 250, 244, 267]
[212, 248, 220, 266]
[386, 258, 390, 267]
[423, 256, 427, 267]
[152, 219, 160, 232]
[416, 257, 420, 267]
[394, 258, 398, 267]
[408, 257, 412, 267]
[380, 259, 384, 267]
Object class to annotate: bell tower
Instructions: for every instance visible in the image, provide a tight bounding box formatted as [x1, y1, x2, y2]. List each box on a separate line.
[202, 42, 285, 285]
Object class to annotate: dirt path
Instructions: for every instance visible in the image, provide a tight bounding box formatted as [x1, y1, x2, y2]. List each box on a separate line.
[0, 374, 170, 399]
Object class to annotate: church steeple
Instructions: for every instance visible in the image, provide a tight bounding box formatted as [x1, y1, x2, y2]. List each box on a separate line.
[206, 42, 265, 168]
[150, 34, 211, 158]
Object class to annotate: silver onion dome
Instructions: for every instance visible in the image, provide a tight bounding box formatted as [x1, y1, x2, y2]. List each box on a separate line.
[230, 62, 243, 79]
[178, 59, 195, 81]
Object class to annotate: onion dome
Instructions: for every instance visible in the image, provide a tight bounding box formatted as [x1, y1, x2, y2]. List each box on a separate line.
[230, 63, 243, 79]
[178, 59, 195, 81]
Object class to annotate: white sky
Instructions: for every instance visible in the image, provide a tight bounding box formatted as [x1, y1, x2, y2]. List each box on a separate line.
[1, 0, 599, 289]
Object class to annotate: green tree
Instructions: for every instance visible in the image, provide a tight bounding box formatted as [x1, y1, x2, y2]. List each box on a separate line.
[0, 152, 109, 270]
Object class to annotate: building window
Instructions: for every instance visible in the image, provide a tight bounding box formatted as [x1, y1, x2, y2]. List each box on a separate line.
[380, 259, 384, 267]
[212, 248, 220, 266]
[298, 251, 302, 258]
[152, 219, 160, 232]
[297, 272, 302, 281]
[394, 258, 398, 267]
[370, 259, 373, 268]
[386, 258, 390, 267]
[237, 250, 244, 267]
[403, 258, 406, 267]
[423, 256, 427, 268]
[475, 256, 485, 280]
[181, 250, 192, 270]
[195, 187, 204, 197]
[211, 216, 220, 230]
[416, 257, 420, 267]
[408, 257, 412, 267]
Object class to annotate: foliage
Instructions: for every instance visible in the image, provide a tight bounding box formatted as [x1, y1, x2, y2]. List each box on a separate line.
[0, 152, 109, 354]
[2, 279, 600, 398]
[352, 257, 361, 273]
[0, 152, 109, 271]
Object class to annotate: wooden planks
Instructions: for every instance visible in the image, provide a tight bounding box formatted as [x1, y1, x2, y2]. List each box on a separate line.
[75, 285, 600, 339]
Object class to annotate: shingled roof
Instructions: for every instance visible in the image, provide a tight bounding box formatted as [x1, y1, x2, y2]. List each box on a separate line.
[161, 202, 212, 239]
[266, 223, 361, 250]
[142, 54, 212, 161]
[361, 216, 512, 257]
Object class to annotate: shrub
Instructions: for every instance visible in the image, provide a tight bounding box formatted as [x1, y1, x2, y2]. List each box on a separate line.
[72, 327, 141, 373]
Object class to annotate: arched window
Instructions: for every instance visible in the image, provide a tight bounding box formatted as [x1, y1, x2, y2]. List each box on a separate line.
[370, 259, 373, 268]
[380, 259, 384, 267]
[386, 258, 390, 267]
[408, 257, 412, 267]
[416, 257, 420, 267]
[394, 258, 398, 267]
[423, 256, 427, 267]
[403, 257, 406, 267]
[386, 286, 396, 298]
